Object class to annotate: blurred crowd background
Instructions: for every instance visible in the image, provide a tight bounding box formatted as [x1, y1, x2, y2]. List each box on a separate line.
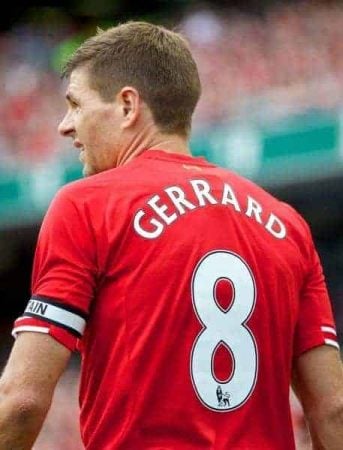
[1, 1, 342, 162]
[0, 0, 342, 449]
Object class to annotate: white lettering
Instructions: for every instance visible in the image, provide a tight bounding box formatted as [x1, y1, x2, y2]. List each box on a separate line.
[133, 210, 164, 239]
[165, 186, 196, 215]
[190, 179, 218, 206]
[246, 197, 263, 224]
[148, 194, 177, 225]
[133, 180, 287, 240]
[265, 213, 286, 239]
[221, 183, 241, 211]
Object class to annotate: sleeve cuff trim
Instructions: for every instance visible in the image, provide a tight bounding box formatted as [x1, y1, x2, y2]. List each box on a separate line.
[12, 325, 49, 339]
[324, 338, 340, 350]
[321, 326, 337, 336]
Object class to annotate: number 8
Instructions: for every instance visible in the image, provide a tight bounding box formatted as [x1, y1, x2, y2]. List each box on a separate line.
[190, 250, 258, 411]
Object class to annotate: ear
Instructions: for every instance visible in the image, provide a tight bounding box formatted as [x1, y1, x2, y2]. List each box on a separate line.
[117, 86, 140, 129]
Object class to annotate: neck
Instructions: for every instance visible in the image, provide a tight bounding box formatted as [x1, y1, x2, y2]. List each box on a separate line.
[116, 124, 191, 167]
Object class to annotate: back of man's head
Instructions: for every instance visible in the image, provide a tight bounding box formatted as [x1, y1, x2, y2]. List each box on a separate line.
[63, 21, 201, 137]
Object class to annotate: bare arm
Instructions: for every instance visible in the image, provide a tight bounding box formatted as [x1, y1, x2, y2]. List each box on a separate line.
[0, 332, 71, 450]
[292, 345, 343, 450]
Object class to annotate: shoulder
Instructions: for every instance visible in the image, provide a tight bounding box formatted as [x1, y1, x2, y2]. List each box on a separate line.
[52, 164, 134, 206]
[230, 169, 313, 239]
[276, 200, 312, 240]
[55, 169, 115, 199]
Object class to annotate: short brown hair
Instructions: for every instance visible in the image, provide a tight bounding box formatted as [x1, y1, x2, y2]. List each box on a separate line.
[62, 21, 201, 136]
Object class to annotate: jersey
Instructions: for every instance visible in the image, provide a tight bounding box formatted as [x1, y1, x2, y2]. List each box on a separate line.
[13, 149, 339, 450]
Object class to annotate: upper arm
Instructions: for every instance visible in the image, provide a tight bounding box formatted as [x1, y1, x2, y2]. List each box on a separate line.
[12, 186, 97, 352]
[293, 222, 339, 356]
[1, 332, 71, 405]
[293, 345, 343, 418]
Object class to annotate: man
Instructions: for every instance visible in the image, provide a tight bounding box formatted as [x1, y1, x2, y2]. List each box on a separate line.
[0, 21, 342, 450]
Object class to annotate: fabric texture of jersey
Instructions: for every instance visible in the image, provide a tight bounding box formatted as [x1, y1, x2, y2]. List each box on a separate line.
[13, 150, 339, 450]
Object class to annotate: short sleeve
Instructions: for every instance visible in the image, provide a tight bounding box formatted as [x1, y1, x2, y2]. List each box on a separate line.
[293, 229, 339, 357]
[12, 186, 98, 351]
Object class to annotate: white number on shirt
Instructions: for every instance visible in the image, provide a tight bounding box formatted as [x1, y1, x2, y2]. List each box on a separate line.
[190, 250, 258, 411]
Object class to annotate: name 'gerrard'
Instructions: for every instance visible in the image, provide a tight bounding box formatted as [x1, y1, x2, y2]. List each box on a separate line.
[133, 178, 287, 240]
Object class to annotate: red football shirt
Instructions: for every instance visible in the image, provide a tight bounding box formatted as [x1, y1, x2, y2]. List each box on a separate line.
[13, 150, 339, 449]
